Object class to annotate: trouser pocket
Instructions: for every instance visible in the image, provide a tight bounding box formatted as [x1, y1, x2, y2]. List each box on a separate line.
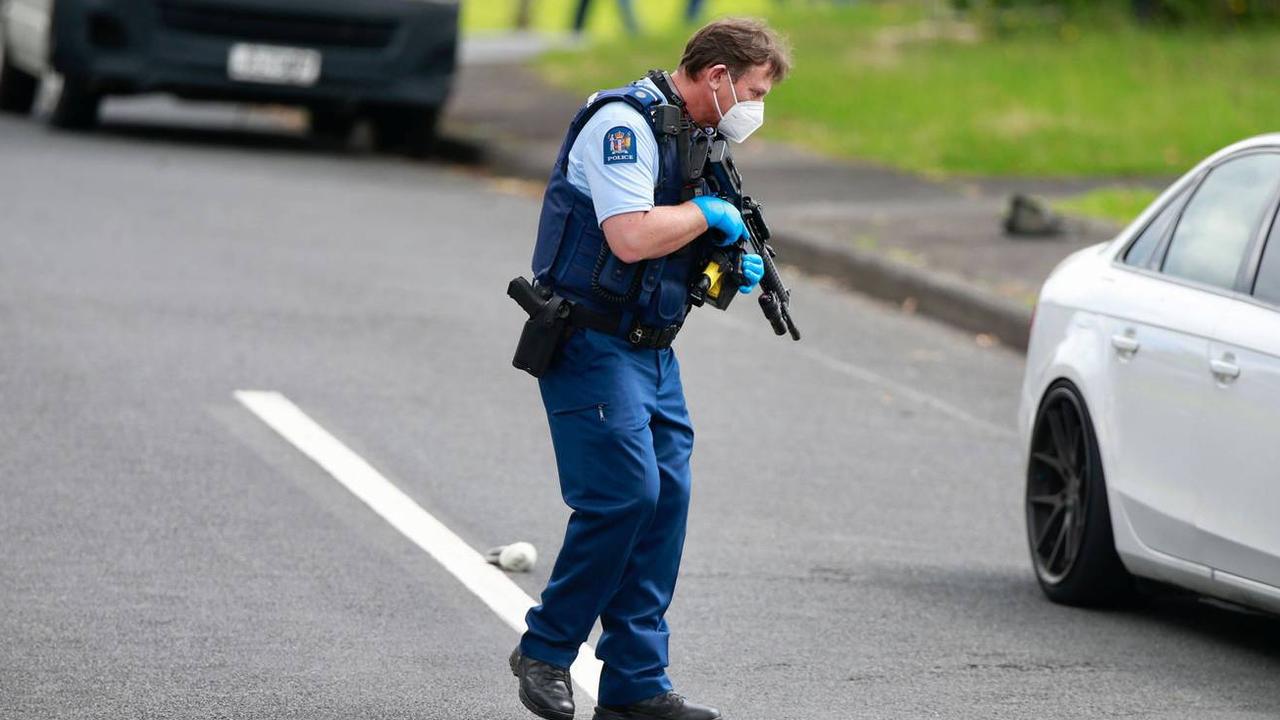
[553, 401, 609, 423]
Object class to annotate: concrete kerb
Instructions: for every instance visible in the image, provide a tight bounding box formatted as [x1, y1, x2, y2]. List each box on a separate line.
[776, 228, 1033, 350]
[451, 123, 1034, 352]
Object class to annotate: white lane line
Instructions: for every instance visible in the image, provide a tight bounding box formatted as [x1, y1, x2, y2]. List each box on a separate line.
[706, 312, 1016, 439]
[233, 390, 603, 701]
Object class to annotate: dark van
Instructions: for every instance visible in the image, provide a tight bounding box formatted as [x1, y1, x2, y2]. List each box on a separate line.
[0, 0, 458, 153]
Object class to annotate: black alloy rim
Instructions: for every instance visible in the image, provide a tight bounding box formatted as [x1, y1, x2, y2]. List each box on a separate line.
[1026, 389, 1090, 584]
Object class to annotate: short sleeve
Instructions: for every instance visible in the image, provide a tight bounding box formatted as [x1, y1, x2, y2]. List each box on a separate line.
[566, 102, 660, 226]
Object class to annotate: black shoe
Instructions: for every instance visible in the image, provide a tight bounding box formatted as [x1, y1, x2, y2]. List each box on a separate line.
[510, 646, 575, 720]
[593, 691, 722, 720]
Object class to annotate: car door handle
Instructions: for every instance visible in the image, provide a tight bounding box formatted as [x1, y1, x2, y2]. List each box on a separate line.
[1210, 358, 1241, 381]
[1111, 334, 1140, 355]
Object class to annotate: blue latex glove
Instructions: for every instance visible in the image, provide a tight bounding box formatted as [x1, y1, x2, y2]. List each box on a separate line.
[692, 196, 748, 246]
[739, 253, 765, 294]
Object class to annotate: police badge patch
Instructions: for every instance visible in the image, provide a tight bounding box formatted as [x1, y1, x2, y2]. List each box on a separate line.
[603, 126, 637, 165]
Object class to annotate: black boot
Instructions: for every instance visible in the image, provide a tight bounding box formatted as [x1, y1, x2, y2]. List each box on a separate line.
[510, 646, 575, 720]
[593, 691, 722, 720]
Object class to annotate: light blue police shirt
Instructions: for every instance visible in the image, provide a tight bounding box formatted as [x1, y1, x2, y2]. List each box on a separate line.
[566, 77, 665, 226]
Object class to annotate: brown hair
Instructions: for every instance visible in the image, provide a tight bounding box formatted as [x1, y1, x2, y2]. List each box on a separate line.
[678, 17, 792, 82]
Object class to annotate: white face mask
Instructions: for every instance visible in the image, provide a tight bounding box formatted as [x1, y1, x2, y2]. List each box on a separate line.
[711, 71, 764, 143]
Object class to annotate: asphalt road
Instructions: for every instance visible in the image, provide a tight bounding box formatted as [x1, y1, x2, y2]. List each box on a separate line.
[2, 100, 1279, 720]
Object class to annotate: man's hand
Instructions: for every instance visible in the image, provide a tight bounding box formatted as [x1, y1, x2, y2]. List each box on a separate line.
[692, 196, 749, 246]
[738, 253, 765, 294]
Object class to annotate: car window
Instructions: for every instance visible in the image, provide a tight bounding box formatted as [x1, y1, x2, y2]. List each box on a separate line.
[1255, 222, 1280, 306]
[1162, 153, 1280, 290]
[1124, 187, 1186, 268]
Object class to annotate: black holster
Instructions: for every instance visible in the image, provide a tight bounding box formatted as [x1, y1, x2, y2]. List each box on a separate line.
[508, 277, 572, 378]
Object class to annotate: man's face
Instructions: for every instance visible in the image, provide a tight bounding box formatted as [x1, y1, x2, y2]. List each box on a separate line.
[696, 63, 773, 130]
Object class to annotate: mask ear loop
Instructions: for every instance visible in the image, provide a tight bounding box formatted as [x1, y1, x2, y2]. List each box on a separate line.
[711, 68, 738, 121]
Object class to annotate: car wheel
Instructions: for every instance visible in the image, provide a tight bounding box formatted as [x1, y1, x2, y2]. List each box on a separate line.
[371, 105, 439, 158]
[0, 37, 39, 114]
[48, 74, 100, 130]
[308, 107, 356, 147]
[1026, 381, 1132, 606]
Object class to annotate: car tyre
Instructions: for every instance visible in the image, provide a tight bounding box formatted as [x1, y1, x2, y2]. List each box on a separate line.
[0, 40, 39, 114]
[1026, 381, 1133, 607]
[371, 105, 439, 158]
[308, 107, 356, 147]
[48, 74, 100, 130]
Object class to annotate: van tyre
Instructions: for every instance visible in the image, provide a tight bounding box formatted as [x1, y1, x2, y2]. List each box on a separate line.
[49, 75, 100, 130]
[0, 42, 39, 114]
[308, 107, 356, 147]
[371, 105, 439, 158]
[1026, 381, 1133, 607]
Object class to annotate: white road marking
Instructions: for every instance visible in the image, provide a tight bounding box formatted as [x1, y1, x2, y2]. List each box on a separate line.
[233, 390, 603, 701]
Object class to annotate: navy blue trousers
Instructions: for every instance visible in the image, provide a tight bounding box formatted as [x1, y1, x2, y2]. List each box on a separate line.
[521, 328, 694, 706]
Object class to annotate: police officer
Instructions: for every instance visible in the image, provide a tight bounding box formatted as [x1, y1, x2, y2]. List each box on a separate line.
[510, 18, 791, 720]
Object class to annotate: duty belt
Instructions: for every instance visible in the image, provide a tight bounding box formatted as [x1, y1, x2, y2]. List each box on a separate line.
[568, 303, 683, 350]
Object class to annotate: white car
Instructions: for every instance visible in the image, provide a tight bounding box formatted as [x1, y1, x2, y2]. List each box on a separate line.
[1020, 134, 1280, 613]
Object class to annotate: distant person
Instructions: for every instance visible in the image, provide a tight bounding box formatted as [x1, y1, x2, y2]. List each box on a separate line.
[572, 0, 639, 35]
[685, 0, 707, 22]
[508, 17, 791, 720]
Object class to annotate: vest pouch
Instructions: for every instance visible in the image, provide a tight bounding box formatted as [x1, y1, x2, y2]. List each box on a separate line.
[592, 243, 644, 304]
[657, 274, 689, 322]
[652, 250, 690, 323]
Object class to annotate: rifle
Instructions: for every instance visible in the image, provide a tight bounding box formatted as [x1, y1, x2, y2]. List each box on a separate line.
[689, 139, 801, 341]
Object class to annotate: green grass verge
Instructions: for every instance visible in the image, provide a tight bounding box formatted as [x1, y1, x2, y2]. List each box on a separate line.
[462, 0, 772, 39]
[1055, 186, 1161, 224]
[538, 2, 1280, 177]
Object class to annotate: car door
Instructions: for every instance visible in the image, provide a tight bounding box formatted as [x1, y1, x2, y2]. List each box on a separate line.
[1194, 212, 1280, 588]
[1101, 152, 1280, 563]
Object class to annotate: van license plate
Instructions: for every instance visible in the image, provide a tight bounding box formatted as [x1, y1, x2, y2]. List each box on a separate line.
[228, 44, 321, 86]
